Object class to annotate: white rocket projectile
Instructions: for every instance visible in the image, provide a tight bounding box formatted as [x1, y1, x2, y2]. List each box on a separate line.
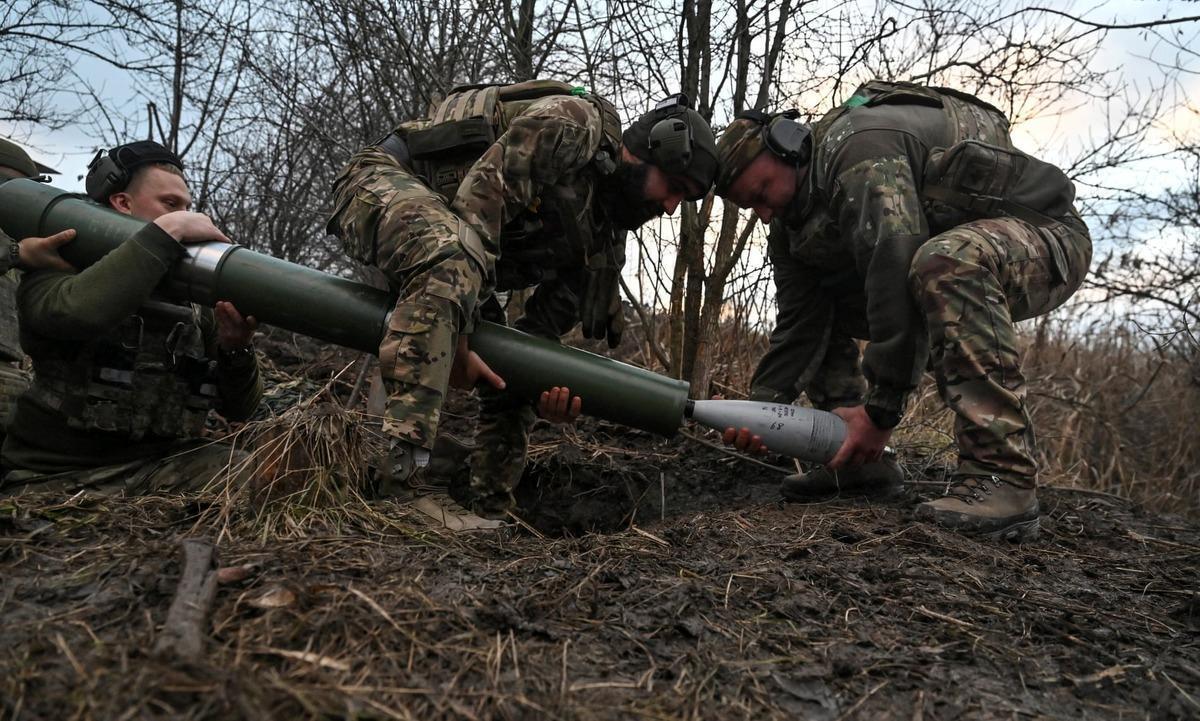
[686, 399, 847, 463]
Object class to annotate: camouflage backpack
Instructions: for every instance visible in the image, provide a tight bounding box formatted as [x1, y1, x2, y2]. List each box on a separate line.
[407, 79, 622, 200]
[816, 80, 1076, 228]
[403, 80, 625, 291]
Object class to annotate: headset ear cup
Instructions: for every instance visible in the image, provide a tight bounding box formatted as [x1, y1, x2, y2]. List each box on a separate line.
[648, 116, 694, 172]
[84, 154, 130, 203]
[764, 117, 812, 165]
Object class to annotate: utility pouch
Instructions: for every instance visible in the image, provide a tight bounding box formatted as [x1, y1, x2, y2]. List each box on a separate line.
[407, 117, 497, 198]
[923, 140, 1075, 227]
[406, 117, 496, 160]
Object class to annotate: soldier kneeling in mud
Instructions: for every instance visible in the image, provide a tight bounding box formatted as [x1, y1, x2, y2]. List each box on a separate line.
[328, 82, 718, 520]
[1, 141, 263, 495]
[715, 81, 1091, 541]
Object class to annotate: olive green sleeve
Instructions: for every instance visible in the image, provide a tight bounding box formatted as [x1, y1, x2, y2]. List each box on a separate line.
[826, 130, 930, 425]
[17, 223, 184, 341]
[749, 222, 834, 403]
[198, 307, 263, 422]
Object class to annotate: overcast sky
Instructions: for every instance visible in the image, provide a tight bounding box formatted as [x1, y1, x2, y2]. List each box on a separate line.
[4, 0, 1197, 195]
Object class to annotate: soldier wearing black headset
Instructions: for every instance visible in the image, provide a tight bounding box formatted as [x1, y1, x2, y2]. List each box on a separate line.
[714, 81, 1092, 542]
[85, 140, 192, 217]
[2, 139, 263, 495]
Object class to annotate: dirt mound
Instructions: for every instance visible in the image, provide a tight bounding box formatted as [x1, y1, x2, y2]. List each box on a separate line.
[2, 426, 1197, 720]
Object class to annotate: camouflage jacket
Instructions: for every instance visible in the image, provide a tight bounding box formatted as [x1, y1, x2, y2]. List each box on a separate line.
[0, 229, 21, 361]
[446, 94, 613, 287]
[776, 94, 1015, 420]
[3, 223, 262, 473]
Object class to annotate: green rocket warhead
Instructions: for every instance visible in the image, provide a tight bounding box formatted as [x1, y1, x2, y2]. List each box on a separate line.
[0, 179, 690, 437]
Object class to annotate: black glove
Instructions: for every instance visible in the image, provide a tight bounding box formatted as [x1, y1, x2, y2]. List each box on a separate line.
[580, 258, 625, 348]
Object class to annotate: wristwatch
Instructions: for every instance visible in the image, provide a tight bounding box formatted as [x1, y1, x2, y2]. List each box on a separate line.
[8, 239, 20, 271]
[218, 344, 255, 363]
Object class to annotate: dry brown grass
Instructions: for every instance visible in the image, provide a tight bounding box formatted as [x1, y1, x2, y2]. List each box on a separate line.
[201, 386, 393, 540]
[1020, 317, 1200, 513]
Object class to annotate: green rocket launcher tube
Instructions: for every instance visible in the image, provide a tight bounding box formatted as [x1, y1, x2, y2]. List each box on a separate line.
[0, 179, 690, 437]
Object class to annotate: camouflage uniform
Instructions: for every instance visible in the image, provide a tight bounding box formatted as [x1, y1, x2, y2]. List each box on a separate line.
[0, 229, 30, 448]
[328, 89, 618, 514]
[0, 142, 45, 452]
[1, 222, 262, 493]
[734, 82, 1091, 488]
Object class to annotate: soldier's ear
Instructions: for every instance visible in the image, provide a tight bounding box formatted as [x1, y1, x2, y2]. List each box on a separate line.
[108, 192, 134, 215]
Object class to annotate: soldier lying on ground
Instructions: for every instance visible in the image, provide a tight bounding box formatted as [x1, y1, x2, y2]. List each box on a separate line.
[0, 138, 76, 461]
[714, 80, 1091, 541]
[328, 82, 718, 518]
[1, 140, 263, 495]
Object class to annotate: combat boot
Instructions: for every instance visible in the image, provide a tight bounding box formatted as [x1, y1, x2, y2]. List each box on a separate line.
[374, 439, 431, 497]
[467, 488, 517, 521]
[915, 474, 1039, 541]
[422, 434, 474, 486]
[781, 456, 904, 501]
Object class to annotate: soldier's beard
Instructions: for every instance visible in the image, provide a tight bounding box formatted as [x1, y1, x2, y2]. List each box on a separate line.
[599, 160, 664, 230]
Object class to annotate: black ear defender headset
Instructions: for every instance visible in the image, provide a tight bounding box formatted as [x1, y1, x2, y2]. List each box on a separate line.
[647, 93, 697, 173]
[638, 92, 719, 199]
[737, 109, 813, 166]
[85, 140, 184, 202]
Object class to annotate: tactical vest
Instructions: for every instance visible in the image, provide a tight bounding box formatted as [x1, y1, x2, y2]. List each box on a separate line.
[811, 80, 1075, 231]
[405, 80, 624, 290]
[26, 301, 220, 440]
[0, 271, 22, 362]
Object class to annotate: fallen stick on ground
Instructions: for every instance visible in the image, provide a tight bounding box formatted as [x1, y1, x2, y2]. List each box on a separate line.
[154, 538, 220, 662]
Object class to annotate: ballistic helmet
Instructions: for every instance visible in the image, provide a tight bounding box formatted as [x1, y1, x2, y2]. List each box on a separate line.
[0, 138, 58, 179]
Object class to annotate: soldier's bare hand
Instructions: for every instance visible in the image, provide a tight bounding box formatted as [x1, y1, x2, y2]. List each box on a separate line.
[538, 386, 581, 424]
[827, 405, 891, 470]
[450, 335, 506, 390]
[721, 426, 768, 455]
[154, 211, 230, 245]
[215, 301, 258, 350]
[18, 229, 76, 272]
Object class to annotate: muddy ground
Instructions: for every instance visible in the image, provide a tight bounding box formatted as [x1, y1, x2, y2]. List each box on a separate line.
[2, 343, 1198, 719]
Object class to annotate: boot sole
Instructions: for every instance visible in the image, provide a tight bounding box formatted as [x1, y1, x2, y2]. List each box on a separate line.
[916, 507, 1040, 543]
[978, 517, 1040, 543]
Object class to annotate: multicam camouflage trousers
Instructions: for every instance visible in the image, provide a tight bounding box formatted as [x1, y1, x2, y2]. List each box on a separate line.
[463, 282, 583, 514]
[328, 147, 491, 450]
[910, 213, 1092, 487]
[754, 213, 1090, 488]
[0, 441, 250, 496]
